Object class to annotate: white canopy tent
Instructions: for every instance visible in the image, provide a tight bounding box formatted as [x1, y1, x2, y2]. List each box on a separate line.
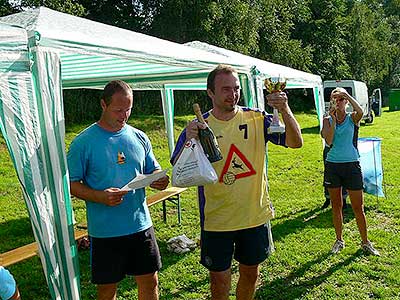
[0, 7, 324, 299]
[0, 8, 254, 299]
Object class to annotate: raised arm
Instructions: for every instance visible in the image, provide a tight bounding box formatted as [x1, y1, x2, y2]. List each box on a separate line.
[267, 91, 303, 148]
[321, 113, 335, 146]
[338, 88, 363, 125]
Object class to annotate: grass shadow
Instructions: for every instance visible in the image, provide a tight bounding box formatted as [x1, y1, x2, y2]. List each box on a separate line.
[0, 217, 34, 252]
[272, 207, 333, 243]
[272, 204, 361, 243]
[301, 125, 320, 135]
[256, 251, 362, 299]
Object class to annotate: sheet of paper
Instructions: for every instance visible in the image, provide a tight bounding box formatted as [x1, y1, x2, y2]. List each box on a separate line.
[121, 169, 168, 191]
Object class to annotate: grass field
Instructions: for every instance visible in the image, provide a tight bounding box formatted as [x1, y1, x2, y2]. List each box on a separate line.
[1, 108, 399, 299]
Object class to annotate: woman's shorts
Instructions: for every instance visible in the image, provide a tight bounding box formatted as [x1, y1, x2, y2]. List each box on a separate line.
[324, 161, 363, 190]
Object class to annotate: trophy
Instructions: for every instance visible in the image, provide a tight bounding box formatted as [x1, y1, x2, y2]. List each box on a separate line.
[264, 77, 286, 133]
[328, 97, 337, 115]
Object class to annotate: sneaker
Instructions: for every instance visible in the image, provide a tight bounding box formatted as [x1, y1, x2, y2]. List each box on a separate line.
[331, 239, 345, 254]
[361, 241, 380, 256]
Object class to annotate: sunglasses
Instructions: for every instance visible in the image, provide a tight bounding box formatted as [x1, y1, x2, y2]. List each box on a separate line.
[332, 97, 345, 102]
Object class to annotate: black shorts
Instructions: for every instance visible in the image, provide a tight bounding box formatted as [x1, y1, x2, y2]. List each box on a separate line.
[324, 161, 363, 190]
[200, 223, 270, 272]
[90, 226, 161, 284]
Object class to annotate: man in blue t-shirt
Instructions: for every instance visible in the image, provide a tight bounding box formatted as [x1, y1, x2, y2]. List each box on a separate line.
[0, 266, 21, 300]
[67, 80, 169, 300]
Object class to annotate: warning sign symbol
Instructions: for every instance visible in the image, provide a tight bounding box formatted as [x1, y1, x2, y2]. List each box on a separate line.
[219, 144, 256, 184]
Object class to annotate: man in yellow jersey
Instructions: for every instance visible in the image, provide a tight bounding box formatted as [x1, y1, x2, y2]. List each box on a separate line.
[171, 65, 303, 300]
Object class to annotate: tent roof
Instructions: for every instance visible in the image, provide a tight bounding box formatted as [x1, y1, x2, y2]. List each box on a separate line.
[0, 7, 248, 89]
[0, 7, 322, 91]
[185, 41, 322, 89]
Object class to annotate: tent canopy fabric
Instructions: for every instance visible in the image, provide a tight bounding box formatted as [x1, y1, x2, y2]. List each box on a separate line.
[0, 7, 324, 300]
[185, 41, 322, 89]
[0, 7, 248, 90]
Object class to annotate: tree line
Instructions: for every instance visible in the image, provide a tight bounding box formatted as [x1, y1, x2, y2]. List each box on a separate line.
[1, 0, 399, 119]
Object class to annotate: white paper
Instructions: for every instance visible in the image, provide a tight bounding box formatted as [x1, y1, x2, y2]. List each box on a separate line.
[121, 169, 168, 191]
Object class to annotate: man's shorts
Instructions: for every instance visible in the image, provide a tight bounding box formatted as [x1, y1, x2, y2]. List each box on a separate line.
[200, 223, 270, 272]
[90, 226, 161, 284]
[324, 161, 363, 190]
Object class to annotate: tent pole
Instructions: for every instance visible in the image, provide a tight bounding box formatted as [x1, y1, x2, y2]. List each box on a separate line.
[161, 87, 175, 156]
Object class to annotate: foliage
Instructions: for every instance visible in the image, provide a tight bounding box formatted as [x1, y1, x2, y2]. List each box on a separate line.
[1, 110, 400, 299]
[78, 0, 153, 32]
[258, 0, 314, 71]
[347, 1, 393, 88]
[0, 0, 17, 16]
[16, 0, 85, 15]
[301, 0, 351, 80]
[149, 0, 261, 55]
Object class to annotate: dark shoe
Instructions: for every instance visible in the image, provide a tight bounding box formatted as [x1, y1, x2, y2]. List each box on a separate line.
[322, 198, 330, 209]
[342, 201, 348, 210]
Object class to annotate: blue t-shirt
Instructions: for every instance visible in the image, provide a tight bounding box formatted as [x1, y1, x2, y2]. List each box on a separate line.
[0, 266, 16, 300]
[326, 114, 360, 163]
[67, 124, 160, 238]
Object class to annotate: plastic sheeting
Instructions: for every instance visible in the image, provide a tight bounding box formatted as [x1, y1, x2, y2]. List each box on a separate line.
[358, 137, 385, 197]
[0, 23, 80, 299]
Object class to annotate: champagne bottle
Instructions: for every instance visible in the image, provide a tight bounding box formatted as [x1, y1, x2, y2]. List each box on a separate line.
[193, 103, 223, 163]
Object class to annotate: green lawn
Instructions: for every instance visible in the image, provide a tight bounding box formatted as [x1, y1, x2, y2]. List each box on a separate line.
[1, 108, 399, 299]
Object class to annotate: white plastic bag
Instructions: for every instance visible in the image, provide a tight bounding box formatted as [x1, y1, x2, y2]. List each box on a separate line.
[172, 138, 218, 187]
[166, 234, 197, 254]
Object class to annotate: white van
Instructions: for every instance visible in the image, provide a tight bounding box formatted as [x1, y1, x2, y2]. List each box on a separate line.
[323, 80, 382, 123]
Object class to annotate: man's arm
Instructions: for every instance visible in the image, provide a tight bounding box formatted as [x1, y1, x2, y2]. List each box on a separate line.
[149, 169, 169, 190]
[70, 181, 128, 207]
[170, 121, 207, 165]
[267, 92, 303, 148]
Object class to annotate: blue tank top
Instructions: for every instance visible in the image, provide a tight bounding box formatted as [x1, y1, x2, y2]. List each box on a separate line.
[326, 114, 359, 163]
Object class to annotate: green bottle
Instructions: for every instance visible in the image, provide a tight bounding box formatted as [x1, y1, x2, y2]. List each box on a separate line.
[193, 103, 223, 163]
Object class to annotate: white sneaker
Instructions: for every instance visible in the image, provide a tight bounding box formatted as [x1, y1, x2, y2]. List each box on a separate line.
[361, 241, 380, 256]
[331, 239, 345, 254]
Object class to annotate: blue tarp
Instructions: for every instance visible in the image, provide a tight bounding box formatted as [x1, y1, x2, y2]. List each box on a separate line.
[358, 137, 385, 197]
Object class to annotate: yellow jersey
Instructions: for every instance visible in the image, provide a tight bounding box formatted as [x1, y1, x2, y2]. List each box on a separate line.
[172, 107, 286, 231]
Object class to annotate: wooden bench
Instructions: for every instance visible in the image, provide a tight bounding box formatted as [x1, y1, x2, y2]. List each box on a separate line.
[0, 187, 187, 267]
[146, 186, 187, 224]
[0, 229, 88, 267]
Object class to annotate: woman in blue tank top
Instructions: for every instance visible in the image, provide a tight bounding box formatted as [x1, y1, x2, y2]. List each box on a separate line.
[321, 87, 380, 256]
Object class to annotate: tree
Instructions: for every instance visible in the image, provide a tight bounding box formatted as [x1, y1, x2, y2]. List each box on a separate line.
[0, 0, 17, 16]
[17, 0, 85, 15]
[78, 0, 154, 32]
[149, 0, 261, 55]
[299, 0, 350, 80]
[383, 0, 400, 87]
[347, 1, 393, 88]
[257, 0, 314, 72]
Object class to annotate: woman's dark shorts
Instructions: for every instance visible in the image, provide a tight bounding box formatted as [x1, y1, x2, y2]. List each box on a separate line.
[200, 223, 270, 272]
[324, 161, 363, 190]
[90, 226, 161, 284]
